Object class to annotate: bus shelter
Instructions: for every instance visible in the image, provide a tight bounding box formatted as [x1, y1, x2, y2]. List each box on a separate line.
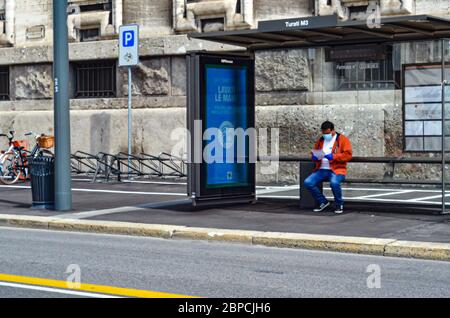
[187, 14, 450, 214]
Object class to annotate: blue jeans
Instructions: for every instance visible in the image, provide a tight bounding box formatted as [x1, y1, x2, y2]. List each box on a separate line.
[304, 169, 345, 206]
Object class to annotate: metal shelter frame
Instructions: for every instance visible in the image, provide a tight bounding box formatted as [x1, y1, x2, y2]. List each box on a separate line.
[189, 14, 450, 214]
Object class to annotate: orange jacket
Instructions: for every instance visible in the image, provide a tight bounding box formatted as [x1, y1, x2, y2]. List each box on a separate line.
[312, 133, 353, 175]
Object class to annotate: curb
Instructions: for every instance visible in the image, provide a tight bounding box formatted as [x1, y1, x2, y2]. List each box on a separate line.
[0, 214, 449, 262]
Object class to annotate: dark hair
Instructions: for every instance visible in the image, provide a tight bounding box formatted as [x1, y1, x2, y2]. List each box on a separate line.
[321, 121, 335, 131]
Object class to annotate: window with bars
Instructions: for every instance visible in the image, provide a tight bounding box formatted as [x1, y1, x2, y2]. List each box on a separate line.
[327, 45, 400, 91]
[334, 58, 398, 90]
[0, 66, 9, 101]
[74, 60, 116, 98]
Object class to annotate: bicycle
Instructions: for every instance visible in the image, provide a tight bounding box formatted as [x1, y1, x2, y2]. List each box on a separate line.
[0, 131, 54, 185]
[25, 131, 55, 158]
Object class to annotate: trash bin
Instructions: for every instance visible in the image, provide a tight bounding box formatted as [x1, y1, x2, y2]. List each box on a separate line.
[299, 162, 322, 210]
[29, 156, 55, 210]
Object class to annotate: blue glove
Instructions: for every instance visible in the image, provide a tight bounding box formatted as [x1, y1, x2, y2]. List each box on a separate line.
[312, 154, 319, 161]
[324, 153, 333, 161]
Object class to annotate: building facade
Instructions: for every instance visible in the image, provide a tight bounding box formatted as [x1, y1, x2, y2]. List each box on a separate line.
[1, 0, 450, 183]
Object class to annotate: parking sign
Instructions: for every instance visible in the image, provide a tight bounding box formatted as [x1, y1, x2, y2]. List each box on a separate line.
[119, 25, 139, 67]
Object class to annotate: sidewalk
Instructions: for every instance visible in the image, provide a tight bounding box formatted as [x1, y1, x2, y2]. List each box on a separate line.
[0, 180, 450, 261]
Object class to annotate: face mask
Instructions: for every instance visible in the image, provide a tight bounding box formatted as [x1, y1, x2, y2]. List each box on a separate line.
[323, 133, 333, 142]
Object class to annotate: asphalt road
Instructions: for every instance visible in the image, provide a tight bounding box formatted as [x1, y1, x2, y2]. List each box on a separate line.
[0, 227, 449, 298]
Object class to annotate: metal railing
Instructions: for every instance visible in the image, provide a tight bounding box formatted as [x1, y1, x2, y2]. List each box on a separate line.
[259, 155, 449, 214]
[72, 152, 446, 185]
[71, 152, 448, 212]
[260, 155, 445, 185]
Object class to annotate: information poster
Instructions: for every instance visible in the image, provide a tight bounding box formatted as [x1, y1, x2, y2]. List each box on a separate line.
[204, 64, 249, 189]
[404, 64, 450, 152]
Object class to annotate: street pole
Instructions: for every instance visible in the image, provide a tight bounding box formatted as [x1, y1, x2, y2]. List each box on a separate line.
[442, 38, 447, 215]
[128, 66, 132, 177]
[53, 0, 72, 211]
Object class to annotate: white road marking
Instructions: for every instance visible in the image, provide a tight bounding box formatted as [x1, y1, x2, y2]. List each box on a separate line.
[406, 193, 450, 202]
[0, 185, 29, 189]
[256, 185, 299, 195]
[352, 190, 417, 200]
[257, 185, 450, 194]
[257, 195, 447, 206]
[55, 199, 195, 220]
[256, 195, 299, 199]
[71, 188, 187, 196]
[0, 281, 120, 298]
[0, 185, 186, 196]
[53, 206, 146, 219]
[327, 187, 450, 193]
[0, 184, 448, 205]
[72, 178, 188, 186]
[343, 197, 446, 205]
[1, 184, 447, 194]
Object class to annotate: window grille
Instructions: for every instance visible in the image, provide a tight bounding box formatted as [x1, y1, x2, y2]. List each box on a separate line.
[74, 60, 116, 98]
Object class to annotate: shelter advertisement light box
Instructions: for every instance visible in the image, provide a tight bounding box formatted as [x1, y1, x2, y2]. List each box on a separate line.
[187, 53, 256, 207]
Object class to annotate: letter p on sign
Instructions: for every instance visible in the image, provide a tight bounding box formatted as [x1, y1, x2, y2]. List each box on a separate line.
[123, 31, 134, 47]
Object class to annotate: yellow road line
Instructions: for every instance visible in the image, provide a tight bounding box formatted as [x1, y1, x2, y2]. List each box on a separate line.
[0, 273, 195, 298]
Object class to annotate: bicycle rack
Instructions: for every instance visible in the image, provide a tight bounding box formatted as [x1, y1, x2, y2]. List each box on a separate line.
[157, 152, 186, 178]
[70, 151, 187, 183]
[71, 151, 98, 176]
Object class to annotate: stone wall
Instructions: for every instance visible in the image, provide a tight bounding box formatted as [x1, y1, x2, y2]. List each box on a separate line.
[0, 107, 186, 156]
[0, 102, 393, 184]
[415, 0, 450, 16]
[10, 64, 53, 100]
[120, 58, 171, 97]
[118, 56, 186, 98]
[255, 50, 312, 92]
[123, 0, 172, 37]
[13, 0, 53, 47]
[254, 0, 312, 21]
[255, 103, 387, 184]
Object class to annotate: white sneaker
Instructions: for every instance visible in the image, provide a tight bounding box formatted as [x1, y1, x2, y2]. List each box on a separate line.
[313, 202, 330, 212]
[335, 205, 344, 214]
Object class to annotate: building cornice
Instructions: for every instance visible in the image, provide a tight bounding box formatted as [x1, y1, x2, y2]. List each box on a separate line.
[0, 35, 241, 66]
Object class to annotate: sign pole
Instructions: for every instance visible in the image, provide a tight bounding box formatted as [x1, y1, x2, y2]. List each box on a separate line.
[119, 24, 139, 179]
[53, 0, 72, 211]
[128, 66, 132, 177]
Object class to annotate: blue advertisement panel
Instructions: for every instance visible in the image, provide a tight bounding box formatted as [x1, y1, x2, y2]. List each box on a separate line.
[187, 53, 255, 206]
[204, 64, 249, 189]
